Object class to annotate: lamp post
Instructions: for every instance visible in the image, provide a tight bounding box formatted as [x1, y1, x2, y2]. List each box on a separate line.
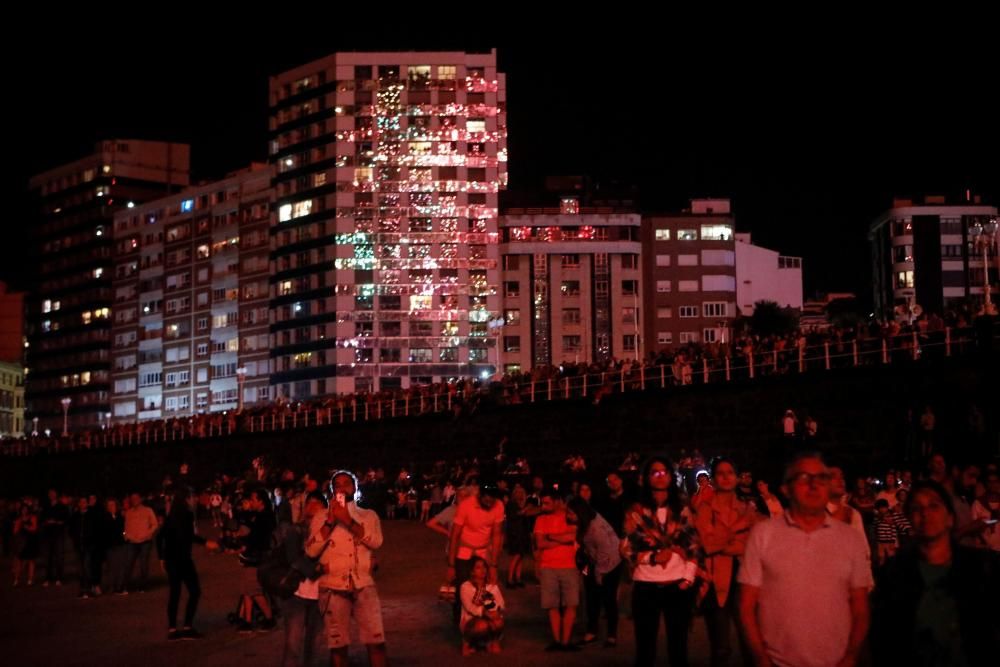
[236, 367, 248, 413]
[60, 397, 71, 437]
[487, 317, 505, 379]
[970, 217, 999, 316]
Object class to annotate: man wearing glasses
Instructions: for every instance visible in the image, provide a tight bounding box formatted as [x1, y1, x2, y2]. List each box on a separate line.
[738, 452, 873, 667]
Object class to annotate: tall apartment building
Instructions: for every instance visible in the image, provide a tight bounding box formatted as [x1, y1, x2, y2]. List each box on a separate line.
[499, 199, 643, 369]
[109, 165, 271, 423]
[642, 199, 738, 351]
[27, 140, 189, 431]
[870, 195, 998, 320]
[268, 50, 506, 396]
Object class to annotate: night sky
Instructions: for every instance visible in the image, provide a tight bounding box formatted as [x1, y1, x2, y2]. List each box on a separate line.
[8, 30, 998, 305]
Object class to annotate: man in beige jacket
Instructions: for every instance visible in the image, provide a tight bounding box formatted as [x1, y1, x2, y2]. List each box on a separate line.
[306, 471, 385, 667]
[124, 493, 159, 593]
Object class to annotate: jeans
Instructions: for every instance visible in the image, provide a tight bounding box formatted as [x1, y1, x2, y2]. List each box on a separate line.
[43, 528, 66, 582]
[107, 545, 128, 592]
[632, 581, 695, 667]
[126, 541, 152, 590]
[702, 586, 753, 667]
[281, 594, 325, 667]
[585, 561, 623, 638]
[166, 558, 201, 629]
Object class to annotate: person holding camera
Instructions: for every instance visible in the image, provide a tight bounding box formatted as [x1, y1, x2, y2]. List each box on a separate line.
[307, 470, 386, 667]
[460, 556, 505, 655]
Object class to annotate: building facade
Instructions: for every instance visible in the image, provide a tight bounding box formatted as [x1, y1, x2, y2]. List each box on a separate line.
[27, 140, 190, 431]
[0, 361, 25, 438]
[268, 50, 507, 396]
[642, 199, 738, 352]
[870, 196, 998, 320]
[109, 165, 271, 423]
[734, 233, 803, 314]
[499, 201, 643, 370]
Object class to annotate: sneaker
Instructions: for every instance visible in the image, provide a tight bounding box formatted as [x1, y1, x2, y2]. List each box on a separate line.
[237, 621, 254, 635]
[180, 628, 204, 640]
[562, 643, 582, 652]
[167, 629, 181, 641]
[544, 642, 563, 652]
[78, 592, 91, 599]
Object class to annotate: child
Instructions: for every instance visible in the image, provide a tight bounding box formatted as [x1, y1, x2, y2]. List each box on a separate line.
[873, 499, 898, 565]
[460, 557, 505, 655]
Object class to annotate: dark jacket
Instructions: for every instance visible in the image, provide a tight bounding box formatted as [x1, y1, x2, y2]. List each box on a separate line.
[105, 512, 126, 549]
[872, 544, 1000, 666]
[156, 508, 205, 564]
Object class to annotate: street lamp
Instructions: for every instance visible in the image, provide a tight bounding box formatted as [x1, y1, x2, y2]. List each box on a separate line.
[970, 217, 999, 316]
[235, 367, 248, 413]
[487, 317, 505, 379]
[60, 397, 71, 437]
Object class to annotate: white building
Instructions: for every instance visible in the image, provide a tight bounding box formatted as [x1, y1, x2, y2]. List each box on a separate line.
[735, 233, 803, 314]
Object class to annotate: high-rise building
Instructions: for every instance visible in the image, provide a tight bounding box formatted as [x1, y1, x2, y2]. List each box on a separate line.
[109, 165, 271, 423]
[642, 199, 738, 350]
[268, 50, 506, 396]
[870, 195, 998, 320]
[27, 140, 189, 431]
[499, 198, 643, 370]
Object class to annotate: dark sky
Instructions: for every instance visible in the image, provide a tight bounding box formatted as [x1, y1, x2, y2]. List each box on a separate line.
[8, 30, 998, 304]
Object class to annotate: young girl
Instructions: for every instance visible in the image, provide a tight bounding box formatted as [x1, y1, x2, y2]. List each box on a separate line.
[459, 557, 505, 655]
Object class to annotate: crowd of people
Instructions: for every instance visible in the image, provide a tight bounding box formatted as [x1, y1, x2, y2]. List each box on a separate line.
[4, 315, 997, 459]
[7, 430, 998, 666]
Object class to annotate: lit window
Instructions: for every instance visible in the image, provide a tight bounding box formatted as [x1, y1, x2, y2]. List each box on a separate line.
[438, 65, 457, 79]
[678, 229, 698, 241]
[700, 224, 733, 241]
[81, 311, 92, 325]
[181, 199, 194, 213]
[93, 268, 104, 279]
[279, 204, 293, 222]
[410, 295, 432, 310]
[101, 165, 111, 174]
[292, 200, 313, 218]
[280, 281, 292, 296]
[467, 119, 486, 134]
[197, 244, 210, 259]
[42, 300, 51, 313]
[313, 172, 327, 187]
[560, 198, 580, 215]
[655, 229, 671, 241]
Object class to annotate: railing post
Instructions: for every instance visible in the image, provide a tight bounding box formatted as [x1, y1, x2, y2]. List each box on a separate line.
[852, 340, 859, 367]
[340, 405, 345, 423]
[824, 342, 831, 370]
[725, 356, 731, 381]
[548, 379, 553, 401]
[912, 331, 918, 360]
[772, 350, 778, 373]
[749, 354, 755, 379]
[364, 403, 369, 421]
[620, 370, 625, 393]
[641, 365, 646, 390]
[945, 327, 951, 357]
[352, 401, 357, 421]
[660, 365, 666, 389]
[377, 402, 382, 420]
[798, 345, 805, 373]
[434, 394, 439, 413]
[530, 381, 535, 403]
[882, 338, 889, 364]
[703, 358, 709, 384]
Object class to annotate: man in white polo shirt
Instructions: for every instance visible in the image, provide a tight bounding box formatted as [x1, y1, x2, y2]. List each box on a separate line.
[738, 452, 872, 667]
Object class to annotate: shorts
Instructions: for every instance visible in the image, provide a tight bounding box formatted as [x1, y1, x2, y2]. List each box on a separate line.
[318, 586, 386, 648]
[539, 568, 580, 609]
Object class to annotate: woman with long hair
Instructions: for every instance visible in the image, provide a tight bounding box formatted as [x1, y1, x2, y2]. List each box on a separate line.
[694, 457, 758, 667]
[156, 487, 218, 640]
[503, 484, 532, 588]
[621, 456, 703, 667]
[567, 496, 623, 647]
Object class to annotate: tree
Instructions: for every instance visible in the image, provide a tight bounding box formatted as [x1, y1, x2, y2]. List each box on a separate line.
[749, 300, 798, 337]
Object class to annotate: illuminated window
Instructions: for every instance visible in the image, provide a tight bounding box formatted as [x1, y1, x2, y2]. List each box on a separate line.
[292, 200, 312, 218]
[278, 204, 293, 222]
[655, 229, 671, 241]
[678, 229, 698, 241]
[467, 119, 486, 134]
[181, 199, 194, 213]
[410, 295, 432, 310]
[313, 172, 327, 187]
[81, 311, 92, 325]
[280, 281, 293, 296]
[42, 300, 51, 313]
[93, 267, 104, 279]
[700, 224, 732, 241]
[197, 244, 210, 259]
[438, 65, 457, 79]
